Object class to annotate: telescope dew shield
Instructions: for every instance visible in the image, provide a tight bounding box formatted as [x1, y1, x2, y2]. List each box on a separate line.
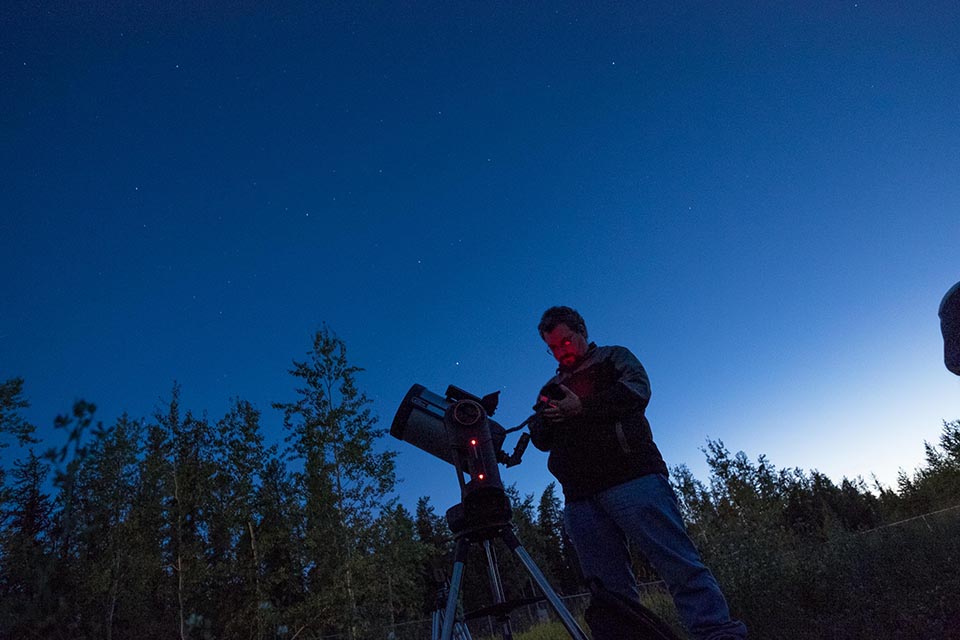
[390, 384, 456, 465]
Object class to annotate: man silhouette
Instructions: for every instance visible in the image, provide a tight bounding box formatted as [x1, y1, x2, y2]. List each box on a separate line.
[531, 306, 747, 640]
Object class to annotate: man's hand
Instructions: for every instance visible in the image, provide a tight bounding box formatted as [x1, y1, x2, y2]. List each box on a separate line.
[540, 384, 582, 422]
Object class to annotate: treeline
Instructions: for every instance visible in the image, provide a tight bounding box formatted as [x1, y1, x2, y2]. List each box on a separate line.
[1, 328, 958, 639]
[670, 424, 960, 638]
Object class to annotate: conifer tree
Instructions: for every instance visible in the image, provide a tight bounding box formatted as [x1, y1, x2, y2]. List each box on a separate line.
[0, 375, 37, 613]
[414, 496, 451, 614]
[367, 503, 429, 629]
[897, 419, 960, 515]
[70, 415, 143, 639]
[536, 482, 573, 591]
[254, 457, 306, 634]
[0, 376, 37, 449]
[38, 399, 102, 637]
[209, 398, 275, 639]
[0, 450, 55, 636]
[502, 484, 544, 599]
[126, 414, 178, 639]
[414, 496, 450, 551]
[147, 385, 219, 639]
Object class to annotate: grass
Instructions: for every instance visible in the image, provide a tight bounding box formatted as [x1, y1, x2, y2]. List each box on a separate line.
[472, 589, 689, 640]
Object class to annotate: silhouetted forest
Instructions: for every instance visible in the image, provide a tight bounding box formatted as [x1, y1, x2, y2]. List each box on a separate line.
[1, 328, 958, 639]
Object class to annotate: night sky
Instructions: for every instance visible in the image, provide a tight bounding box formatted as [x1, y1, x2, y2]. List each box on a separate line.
[2, 2, 958, 512]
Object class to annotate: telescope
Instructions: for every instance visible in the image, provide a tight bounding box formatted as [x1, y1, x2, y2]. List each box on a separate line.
[390, 384, 530, 506]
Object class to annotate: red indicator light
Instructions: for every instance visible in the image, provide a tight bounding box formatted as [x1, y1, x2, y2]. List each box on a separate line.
[478, 474, 485, 480]
[470, 439, 477, 446]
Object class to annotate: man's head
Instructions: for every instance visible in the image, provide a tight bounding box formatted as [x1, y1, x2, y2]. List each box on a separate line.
[539, 306, 589, 367]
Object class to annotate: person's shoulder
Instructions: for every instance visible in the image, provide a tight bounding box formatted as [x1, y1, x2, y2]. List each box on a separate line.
[595, 344, 642, 363]
[596, 344, 636, 356]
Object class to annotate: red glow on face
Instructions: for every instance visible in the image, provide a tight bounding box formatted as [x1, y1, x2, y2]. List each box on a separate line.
[544, 324, 587, 365]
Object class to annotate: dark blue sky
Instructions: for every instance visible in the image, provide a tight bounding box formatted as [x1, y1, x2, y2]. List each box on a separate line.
[2, 1, 958, 511]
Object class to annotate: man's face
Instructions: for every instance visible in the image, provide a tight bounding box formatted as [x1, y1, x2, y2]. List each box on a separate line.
[543, 323, 589, 368]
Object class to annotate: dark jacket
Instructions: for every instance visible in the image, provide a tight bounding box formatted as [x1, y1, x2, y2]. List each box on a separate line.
[529, 343, 668, 501]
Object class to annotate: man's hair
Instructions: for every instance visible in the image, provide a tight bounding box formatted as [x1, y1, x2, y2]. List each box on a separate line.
[538, 306, 587, 339]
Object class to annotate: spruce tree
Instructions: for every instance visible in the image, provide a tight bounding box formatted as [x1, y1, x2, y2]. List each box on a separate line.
[536, 482, 573, 592]
[0, 377, 37, 449]
[142, 384, 219, 640]
[209, 398, 274, 639]
[70, 415, 143, 639]
[414, 496, 451, 614]
[367, 503, 430, 630]
[127, 415, 178, 639]
[0, 450, 55, 636]
[254, 457, 305, 634]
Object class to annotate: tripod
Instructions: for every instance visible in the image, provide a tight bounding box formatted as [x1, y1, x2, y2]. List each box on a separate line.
[435, 489, 588, 640]
[430, 567, 473, 640]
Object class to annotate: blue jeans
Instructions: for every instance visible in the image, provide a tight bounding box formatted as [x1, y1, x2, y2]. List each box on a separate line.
[564, 474, 747, 640]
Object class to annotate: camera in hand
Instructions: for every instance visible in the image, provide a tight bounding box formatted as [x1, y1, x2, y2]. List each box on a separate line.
[533, 382, 566, 412]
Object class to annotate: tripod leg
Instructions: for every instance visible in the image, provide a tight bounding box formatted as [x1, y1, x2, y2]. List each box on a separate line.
[453, 620, 473, 640]
[482, 540, 513, 640]
[501, 529, 589, 640]
[441, 538, 470, 640]
[436, 606, 474, 640]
